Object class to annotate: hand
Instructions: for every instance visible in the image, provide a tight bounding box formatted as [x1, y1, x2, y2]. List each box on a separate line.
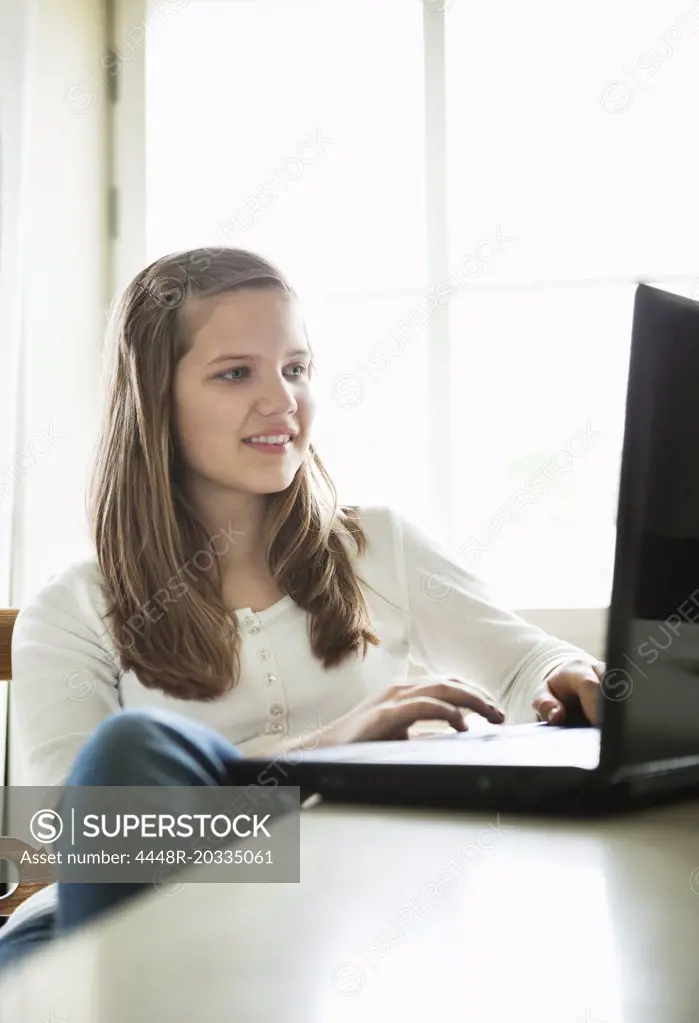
[322, 676, 506, 745]
[532, 659, 605, 726]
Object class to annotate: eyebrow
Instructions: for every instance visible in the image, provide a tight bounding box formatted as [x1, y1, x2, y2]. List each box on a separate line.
[207, 349, 311, 366]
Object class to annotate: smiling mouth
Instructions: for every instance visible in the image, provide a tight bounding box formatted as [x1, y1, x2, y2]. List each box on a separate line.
[242, 434, 294, 446]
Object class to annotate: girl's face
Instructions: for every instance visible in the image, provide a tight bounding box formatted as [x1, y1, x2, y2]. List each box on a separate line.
[172, 288, 315, 500]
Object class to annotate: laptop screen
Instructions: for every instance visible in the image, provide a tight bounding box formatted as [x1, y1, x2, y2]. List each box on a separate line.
[605, 284, 699, 767]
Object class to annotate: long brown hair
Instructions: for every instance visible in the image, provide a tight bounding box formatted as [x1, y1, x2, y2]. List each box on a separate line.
[89, 246, 380, 700]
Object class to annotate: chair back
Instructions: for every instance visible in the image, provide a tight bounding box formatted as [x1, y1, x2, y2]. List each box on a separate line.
[0, 609, 17, 681]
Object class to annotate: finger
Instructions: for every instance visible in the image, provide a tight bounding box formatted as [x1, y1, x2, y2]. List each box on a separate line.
[575, 676, 601, 725]
[389, 696, 471, 733]
[532, 691, 565, 725]
[406, 679, 506, 724]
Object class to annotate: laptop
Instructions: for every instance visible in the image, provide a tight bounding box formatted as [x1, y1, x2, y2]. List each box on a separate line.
[241, 283, 699, 813]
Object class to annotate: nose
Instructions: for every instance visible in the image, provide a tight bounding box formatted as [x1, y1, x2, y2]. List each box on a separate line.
[255, 370, 298, 416]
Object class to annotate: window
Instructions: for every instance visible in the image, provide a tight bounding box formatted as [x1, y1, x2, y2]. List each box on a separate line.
[449, 284, 631, 609]
[145, 0, 426, 294]
[445, 0, 699, 607]
[143, 0, 437, 535]
[114, 0, 699, 618]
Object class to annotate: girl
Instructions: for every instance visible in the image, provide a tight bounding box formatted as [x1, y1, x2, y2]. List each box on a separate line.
[0, 247, 602, 973]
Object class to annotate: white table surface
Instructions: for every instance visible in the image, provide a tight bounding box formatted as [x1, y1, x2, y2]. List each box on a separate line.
[1, 797, 698, 1022]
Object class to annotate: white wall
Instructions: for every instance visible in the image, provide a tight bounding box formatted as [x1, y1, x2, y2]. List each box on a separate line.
[11, 0, 110, 606]
[0, 0, 31, 805]
[0, 0, 28, 607]
[6, 0, 110, 786]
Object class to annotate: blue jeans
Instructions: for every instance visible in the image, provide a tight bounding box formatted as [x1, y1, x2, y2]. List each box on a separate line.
[0, 709, 264, 975]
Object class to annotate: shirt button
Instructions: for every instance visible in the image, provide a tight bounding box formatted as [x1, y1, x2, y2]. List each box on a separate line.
[264, 673, 276, 684]
[269, 703, 284, 716]
[269, 723, 284, 734]
[258, 650, 271, 662]
[244, 615, 255, 626]
[249, 625, 261, 635]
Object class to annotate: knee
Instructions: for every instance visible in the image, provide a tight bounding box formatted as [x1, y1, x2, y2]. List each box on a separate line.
[69, 709, 188, 784]
[67, 708, 243, 787]
[87, 708, 171, 757]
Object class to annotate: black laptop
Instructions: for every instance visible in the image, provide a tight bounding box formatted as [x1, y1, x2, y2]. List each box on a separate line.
[241, 283, 699, 814]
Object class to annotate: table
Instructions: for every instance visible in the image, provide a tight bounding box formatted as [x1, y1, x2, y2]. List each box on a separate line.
[1, 798, 698, 1022]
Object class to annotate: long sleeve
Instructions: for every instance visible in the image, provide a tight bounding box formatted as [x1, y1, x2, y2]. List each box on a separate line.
[395, 512, 595, 723]
[10, 563, 122, 788]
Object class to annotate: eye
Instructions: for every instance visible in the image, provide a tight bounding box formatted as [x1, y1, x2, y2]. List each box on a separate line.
[285, 362, 309, 379]
[216, 366, 249, 382]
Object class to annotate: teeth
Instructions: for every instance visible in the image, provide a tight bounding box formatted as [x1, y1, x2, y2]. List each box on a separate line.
[245, 435, 291, 445]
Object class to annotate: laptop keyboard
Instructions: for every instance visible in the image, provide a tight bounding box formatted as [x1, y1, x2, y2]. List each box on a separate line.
[293, 722, 601, 769]
[440, 722, 553, 741]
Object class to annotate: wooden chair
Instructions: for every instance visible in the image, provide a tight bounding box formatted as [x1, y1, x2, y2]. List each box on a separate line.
[0, 608, 54, 918]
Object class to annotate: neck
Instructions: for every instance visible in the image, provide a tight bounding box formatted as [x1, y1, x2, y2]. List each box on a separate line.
[186, 481, 270, 574]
